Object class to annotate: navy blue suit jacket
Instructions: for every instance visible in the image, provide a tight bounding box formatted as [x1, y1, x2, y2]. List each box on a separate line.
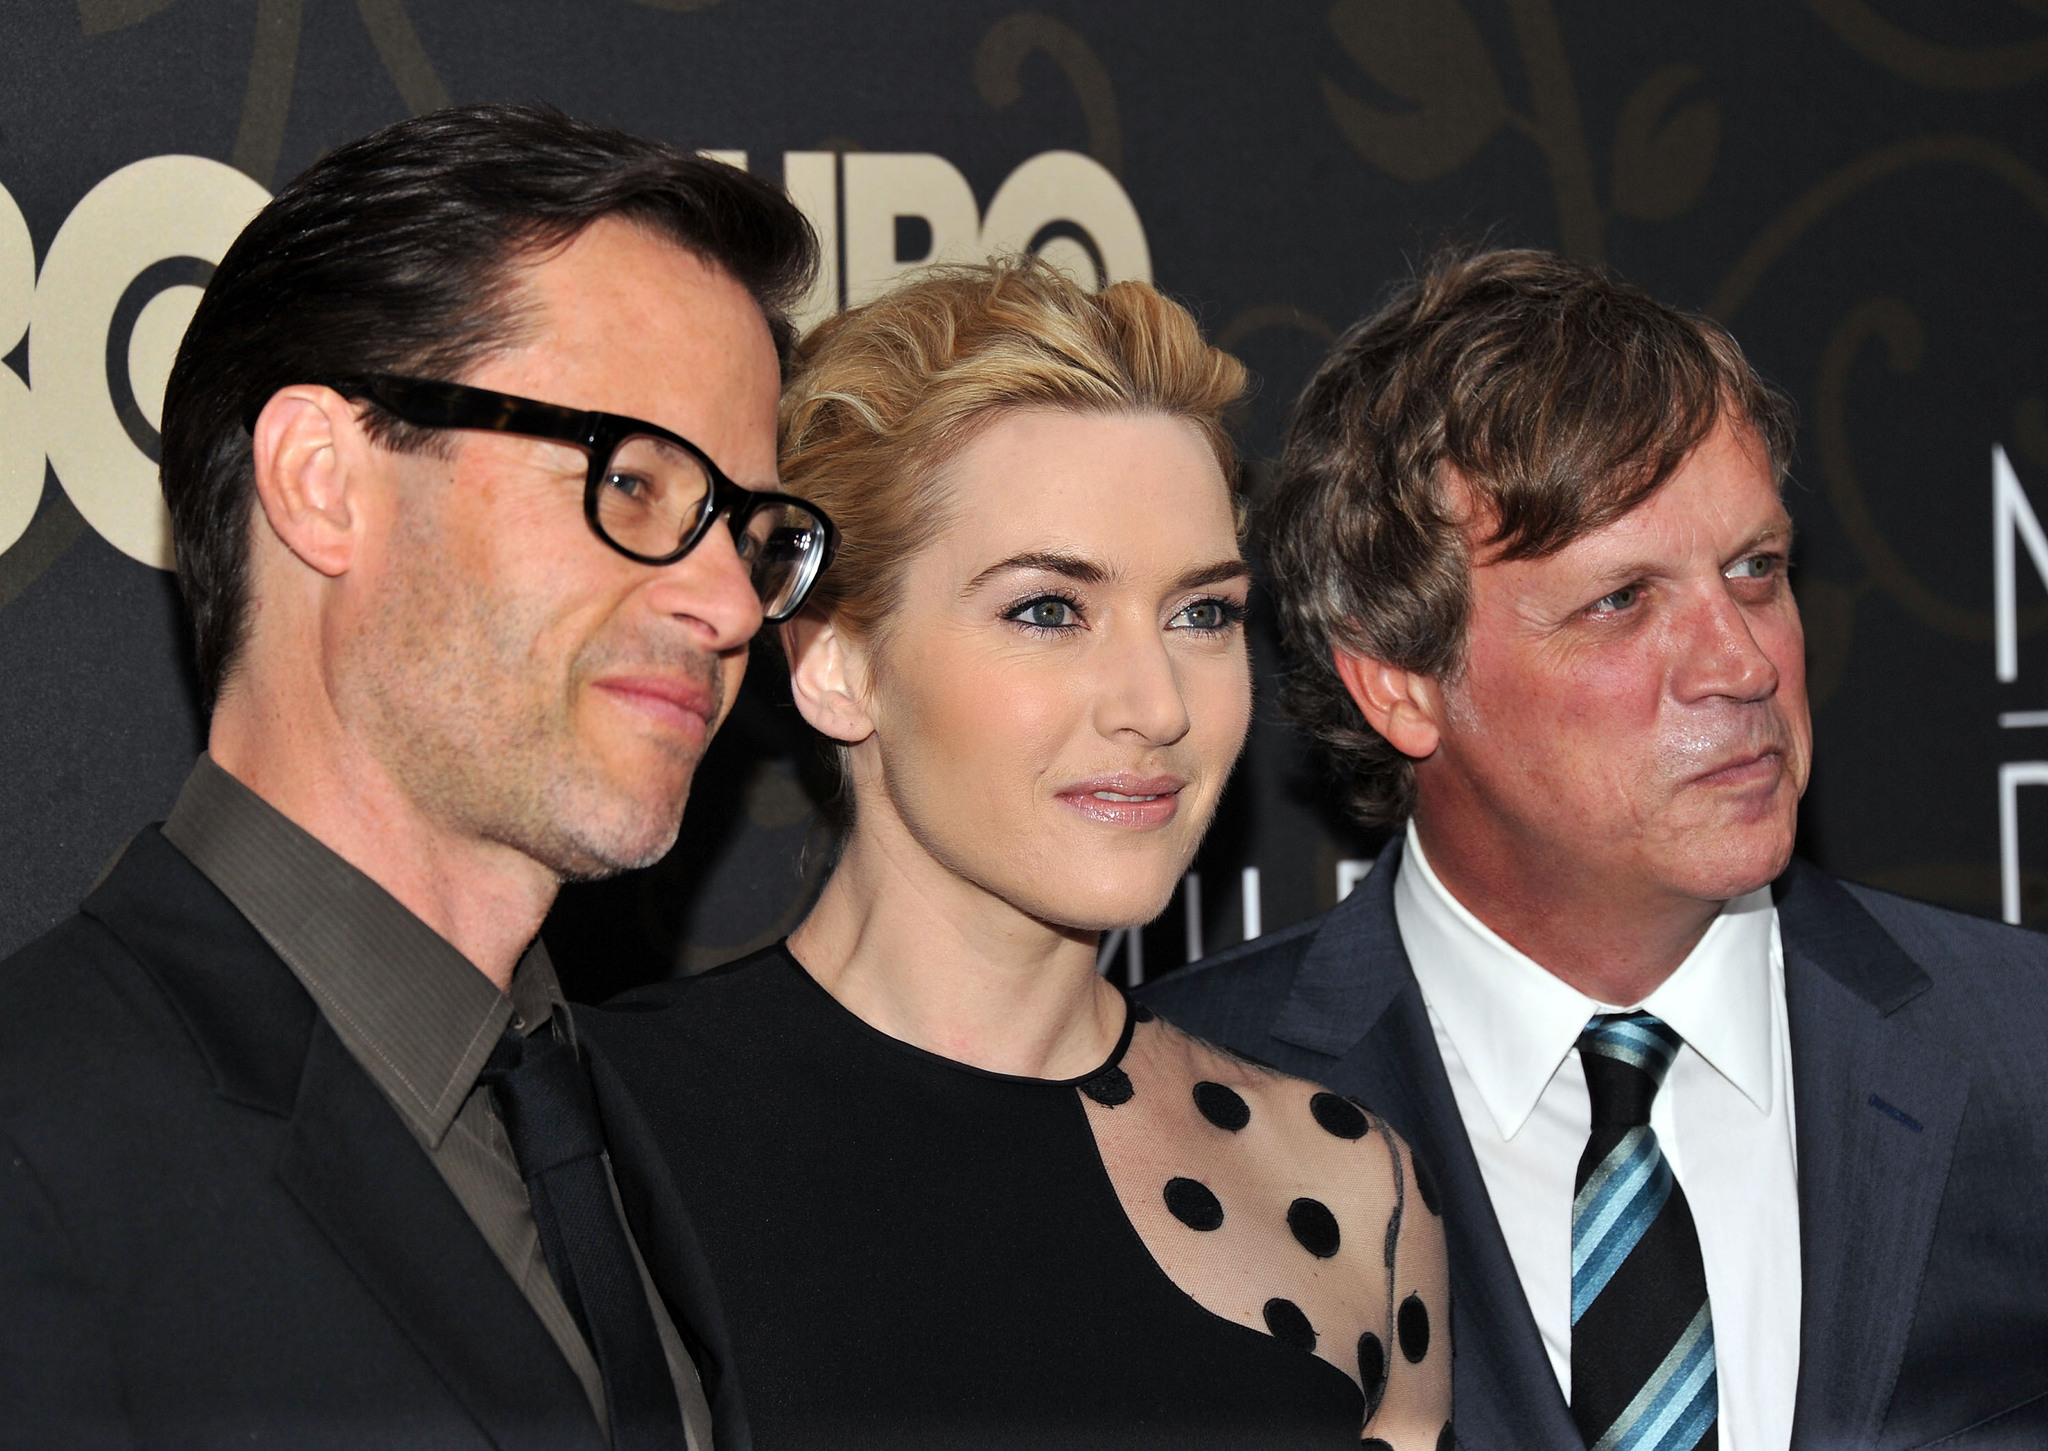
[0, 828, 745, 1449]
[1141, 838, 2048, 1450]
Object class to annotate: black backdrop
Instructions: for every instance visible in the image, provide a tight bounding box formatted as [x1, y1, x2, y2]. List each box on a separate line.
[5, 0, 2048, 1000]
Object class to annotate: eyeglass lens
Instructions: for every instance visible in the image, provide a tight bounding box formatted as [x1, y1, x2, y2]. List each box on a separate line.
[594, 434, 715, 558]
[735, 499, 828, 621]
[597, 434, 825, 619]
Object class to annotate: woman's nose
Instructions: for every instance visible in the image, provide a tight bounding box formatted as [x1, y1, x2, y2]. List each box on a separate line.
[1093, 625, 1192, 746]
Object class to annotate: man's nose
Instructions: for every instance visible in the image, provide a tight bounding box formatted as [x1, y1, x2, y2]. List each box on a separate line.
[1675, 586, 1778, 704]
[1093, 621, 1192, 747]
[644, 518, 766, 650]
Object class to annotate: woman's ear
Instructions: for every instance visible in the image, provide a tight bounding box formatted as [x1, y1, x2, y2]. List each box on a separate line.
[1331, 646, 1444, 761]
[783, 609, 876, 745]
[248, 385, 375, 579]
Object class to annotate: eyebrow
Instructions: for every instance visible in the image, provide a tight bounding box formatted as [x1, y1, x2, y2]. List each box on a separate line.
[964, 551, 1111, 593]
[1577, 520, 1799, 593]
[962, 551, 1251, 596]
[1739, 521, 1795, 555]
[1175, 559, 1253, 589]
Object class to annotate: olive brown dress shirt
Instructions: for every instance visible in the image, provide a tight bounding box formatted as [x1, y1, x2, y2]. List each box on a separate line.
[159, 755, 712, 1448]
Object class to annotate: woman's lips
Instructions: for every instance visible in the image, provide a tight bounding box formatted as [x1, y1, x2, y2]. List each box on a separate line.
[1055, 776, 1186, 829]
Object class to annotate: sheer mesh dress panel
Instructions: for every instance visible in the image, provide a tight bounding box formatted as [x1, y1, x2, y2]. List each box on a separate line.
[584, 945, 1451, 1450]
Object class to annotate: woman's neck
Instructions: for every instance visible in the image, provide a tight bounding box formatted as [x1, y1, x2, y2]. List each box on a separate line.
[786, 819, 1128, 1080]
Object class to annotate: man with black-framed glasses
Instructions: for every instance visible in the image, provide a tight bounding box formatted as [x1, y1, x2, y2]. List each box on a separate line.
[0, 105, 826, 1449]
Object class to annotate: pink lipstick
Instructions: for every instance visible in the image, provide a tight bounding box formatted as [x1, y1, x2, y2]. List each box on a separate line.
[1054, 774, 1186, 829]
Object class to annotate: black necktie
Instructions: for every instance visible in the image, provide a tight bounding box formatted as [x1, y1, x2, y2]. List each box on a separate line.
[1570, 1013, 1718, 1451]
[483, 1022, 688, 1450]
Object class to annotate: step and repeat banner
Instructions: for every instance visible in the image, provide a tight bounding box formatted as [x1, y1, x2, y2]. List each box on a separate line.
[3, 1, 2047, 996]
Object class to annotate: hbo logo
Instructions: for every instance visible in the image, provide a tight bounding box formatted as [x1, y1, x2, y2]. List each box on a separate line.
[0, 149, 1147, 573]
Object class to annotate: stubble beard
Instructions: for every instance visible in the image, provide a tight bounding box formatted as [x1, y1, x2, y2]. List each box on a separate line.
[345, 527, 721, 885]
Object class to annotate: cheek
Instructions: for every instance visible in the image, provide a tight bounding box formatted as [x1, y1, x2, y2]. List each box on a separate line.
[880, 642, 1078, 799]
[1758, 604, 1814, 771]
[1184, 648, 1253, 764]
[1761, 603, 1808, 695]
[1458, 633, 1671, 791]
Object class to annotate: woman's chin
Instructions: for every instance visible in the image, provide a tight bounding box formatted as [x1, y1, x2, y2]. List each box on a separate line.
[1016, 874, 1182, 937]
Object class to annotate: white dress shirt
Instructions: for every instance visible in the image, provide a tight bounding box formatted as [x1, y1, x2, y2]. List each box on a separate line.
[1392, 821, 1800, 1451]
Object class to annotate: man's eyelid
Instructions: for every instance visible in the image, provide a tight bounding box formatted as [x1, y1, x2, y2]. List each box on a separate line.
[1586, 579, 1646, 614]
[1725, 548, 1788, 579]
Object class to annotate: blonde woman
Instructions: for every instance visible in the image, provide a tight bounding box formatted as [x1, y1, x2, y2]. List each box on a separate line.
[585, 260, 1450, 1449]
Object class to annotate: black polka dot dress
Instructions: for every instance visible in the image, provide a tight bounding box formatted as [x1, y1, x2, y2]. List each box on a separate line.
[586, 944, 1452, 1450]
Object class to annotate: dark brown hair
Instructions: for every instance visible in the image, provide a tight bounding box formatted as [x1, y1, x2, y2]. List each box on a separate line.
[1261, 246, 1797, 825]
[161, 103, 817, 713]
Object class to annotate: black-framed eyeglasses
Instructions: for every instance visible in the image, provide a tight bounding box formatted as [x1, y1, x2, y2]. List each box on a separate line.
[327, 373, 838, 622]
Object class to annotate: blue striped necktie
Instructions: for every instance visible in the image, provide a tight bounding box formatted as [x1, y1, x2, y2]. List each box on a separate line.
[1570, 1013, 1718, 1451]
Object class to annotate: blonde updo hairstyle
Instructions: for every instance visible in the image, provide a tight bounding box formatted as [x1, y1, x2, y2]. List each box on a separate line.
[778, 256, 1249, 658]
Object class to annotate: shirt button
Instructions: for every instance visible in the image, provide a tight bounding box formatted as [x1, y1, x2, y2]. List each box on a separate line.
[510, 1013, 526, 1032]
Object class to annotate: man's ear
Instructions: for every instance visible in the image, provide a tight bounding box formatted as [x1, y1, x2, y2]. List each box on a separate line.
[783, 609, 876, 745]
[248, 385, 375, 579]
[1331, 646, 1444, 761]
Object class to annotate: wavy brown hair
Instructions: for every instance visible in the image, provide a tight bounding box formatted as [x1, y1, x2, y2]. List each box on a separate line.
[1261, 247, 1797, 826]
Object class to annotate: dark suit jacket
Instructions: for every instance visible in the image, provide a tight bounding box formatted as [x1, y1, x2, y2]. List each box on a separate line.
[0, 827, 744, 1449]
[1141, 837, 2048, 1451]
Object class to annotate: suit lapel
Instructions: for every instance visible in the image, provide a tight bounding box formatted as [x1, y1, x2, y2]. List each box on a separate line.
[1774, 863, 1969, 1448]
[1271, 839, 1583, 1451]
[1256, 842, 1972, 1448]
[89, 828, 604, 1451]
[84, 828, 317, 1118]
[585, 1035, 751, 1451]
[277, 1018, 606, 1451]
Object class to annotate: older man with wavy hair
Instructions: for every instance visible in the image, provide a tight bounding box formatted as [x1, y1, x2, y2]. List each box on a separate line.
[1146, 248, 2048, 1451]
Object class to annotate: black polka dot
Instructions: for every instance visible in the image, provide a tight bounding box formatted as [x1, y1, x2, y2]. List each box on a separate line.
[1131, 1001, 1155, 1022]
[1398, 1293, 1430, 1363]
[1163, 1177, 1224, 1231]
[1262, 1297, 1316, 1351]
[1079, 1066, 1133, 1106]
[1286, 1197, 1341, 1258]
[1193, 1080, 1251, 1131]
[1357, 1332, 1387, 1416]
[1436, 1422, 1456, 1451]
[1412, 1150, 1442, 1216]
[1309, 1091, 1368, 1139]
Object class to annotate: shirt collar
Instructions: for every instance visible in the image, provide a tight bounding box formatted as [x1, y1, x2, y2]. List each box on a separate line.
[1394, 819, 1779, 1139]
[161, 755, 565, 1148]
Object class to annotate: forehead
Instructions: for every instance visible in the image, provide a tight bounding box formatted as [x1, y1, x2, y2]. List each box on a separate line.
[932, 409, 1239, 571]
[1470, 417, 1785, 578]
[469, 216, 782, 483]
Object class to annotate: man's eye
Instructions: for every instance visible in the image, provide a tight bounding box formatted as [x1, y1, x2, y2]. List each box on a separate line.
[1008, 597, 1080, 630]
[604, 470, 651, 501]
[1594, 584, 1640, 613]
[1728, 554, 1779, 581]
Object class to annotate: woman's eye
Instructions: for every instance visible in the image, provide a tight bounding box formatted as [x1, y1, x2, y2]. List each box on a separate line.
[1170, 598, 1245, 632]
[1009, 597, 1080, 630]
